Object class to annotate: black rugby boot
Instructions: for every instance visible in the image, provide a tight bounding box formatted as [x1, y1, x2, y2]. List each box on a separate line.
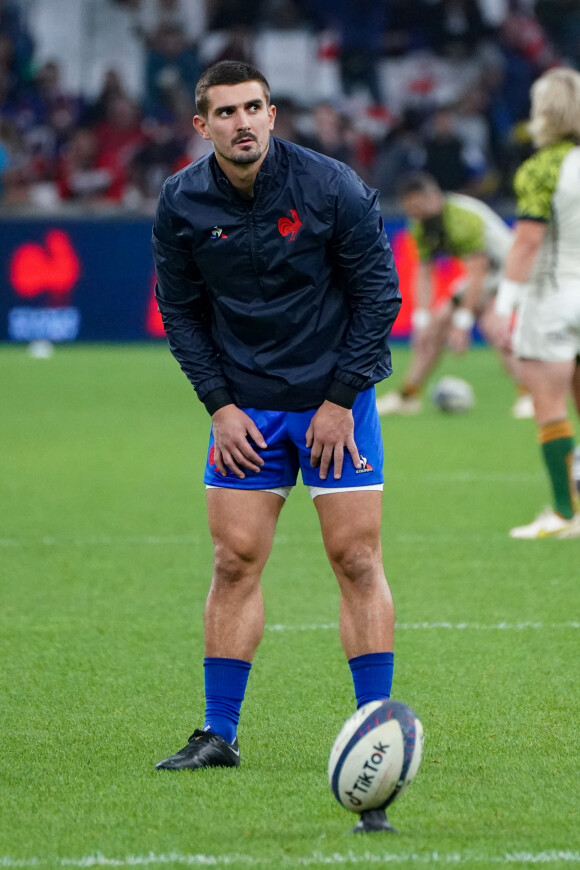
[155, 729, 240, 770]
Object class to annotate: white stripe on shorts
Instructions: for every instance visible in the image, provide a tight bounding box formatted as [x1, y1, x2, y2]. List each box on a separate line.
[307, 483, 383, 499]
[205, 484, 292, 499]
[205, 483, 383, 500]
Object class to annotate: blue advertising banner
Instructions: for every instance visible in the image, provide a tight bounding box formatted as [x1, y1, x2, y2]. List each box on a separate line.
[0, 215, 480, 343]
[0, 218, 161, 343]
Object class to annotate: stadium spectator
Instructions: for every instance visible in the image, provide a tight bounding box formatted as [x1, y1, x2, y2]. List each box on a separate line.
[371, 110, 426, 198]
[127, 114, 185, 207]
[203, 23, 255, 68]
[534, 0, 580, 68]
[309, 0, 389, 105]
[84, 68, 130, 126]
[297, 100, 355, 164]
[206, 0, 261, 31]
[0, 0, 34, 89]
[261, 0, 312, 30]
[0, 114, 18, 199]
[152, 60, 401, 772]
[56, 126, 112, 204]
[423, 106, 473, 192]
[489, 67, 580, 539]
[92, 95, 145, 201]
[133, 0, 206, 48]
[420, 0, 490, 60]
[143, 22, 200, 119]
[266, 94, 299, 142]
[383, 0, 429, 57]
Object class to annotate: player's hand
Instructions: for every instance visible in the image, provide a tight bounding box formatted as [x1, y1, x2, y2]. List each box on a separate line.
[447, 325, 471, 355]
[211, 405, 267, 479]
[305, 400, 360, 481]
[486, 312, 513, 354]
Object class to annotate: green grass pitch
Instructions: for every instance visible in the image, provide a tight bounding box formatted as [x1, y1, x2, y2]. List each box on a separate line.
[0, 343, 578, 870]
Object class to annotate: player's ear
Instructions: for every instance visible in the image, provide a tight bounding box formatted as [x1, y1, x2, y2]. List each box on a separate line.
[268, 104, 276, 130]
[193, 114, 210, 139]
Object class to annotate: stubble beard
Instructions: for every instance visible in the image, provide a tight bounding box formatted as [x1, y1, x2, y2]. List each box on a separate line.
[229, 143, 263, 165]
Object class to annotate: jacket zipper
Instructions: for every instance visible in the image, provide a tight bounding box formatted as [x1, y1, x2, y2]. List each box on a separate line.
[246, 203, 263, 276]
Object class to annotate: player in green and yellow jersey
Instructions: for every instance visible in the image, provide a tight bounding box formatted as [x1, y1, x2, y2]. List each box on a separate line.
[376, 172, 533, 419]
[490, 68, 580, 539]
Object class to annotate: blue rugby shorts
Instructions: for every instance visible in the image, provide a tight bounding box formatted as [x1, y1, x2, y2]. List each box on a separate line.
[203, 386, 384, 495]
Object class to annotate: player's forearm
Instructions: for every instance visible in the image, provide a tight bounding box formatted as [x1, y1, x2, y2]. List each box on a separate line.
[414, 263, 432, 309]
[457, 276, 484, 317]
[495, 220, 545, 316]
[504, 235, 541, 283]
[504, 219, 546, 282]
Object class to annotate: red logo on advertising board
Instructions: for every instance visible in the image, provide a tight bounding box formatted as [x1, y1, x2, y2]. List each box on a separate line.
[147, 271, 166, 337]
[9, 229, 81, 299]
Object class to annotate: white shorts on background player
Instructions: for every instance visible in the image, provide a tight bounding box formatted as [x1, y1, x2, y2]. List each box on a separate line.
[514, 283, 580, 362]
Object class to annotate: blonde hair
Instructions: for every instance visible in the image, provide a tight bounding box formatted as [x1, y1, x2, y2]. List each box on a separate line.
[529, 67, 580, 148]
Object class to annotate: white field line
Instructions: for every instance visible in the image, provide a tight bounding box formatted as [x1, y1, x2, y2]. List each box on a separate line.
[0, 531, 531, 548]
[1, 851, 579, 867]
[422, 471, 543, 483]
[265, 621, 580, 632]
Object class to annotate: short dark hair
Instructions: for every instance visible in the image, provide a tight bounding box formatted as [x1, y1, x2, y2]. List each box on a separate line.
[195, 60, 271, 117]
[396, 171, 440, 199]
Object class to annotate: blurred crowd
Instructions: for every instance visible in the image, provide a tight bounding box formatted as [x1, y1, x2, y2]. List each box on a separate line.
[1, 0, 580, 213]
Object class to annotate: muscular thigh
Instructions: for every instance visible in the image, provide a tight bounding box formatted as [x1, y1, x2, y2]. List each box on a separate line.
[206, 488, 285, 568]
[314, 489, 383, 563]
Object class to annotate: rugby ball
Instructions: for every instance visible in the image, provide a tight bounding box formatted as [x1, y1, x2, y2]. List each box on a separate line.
[431, 375, 474, 413]
[328, 699, 423, 813]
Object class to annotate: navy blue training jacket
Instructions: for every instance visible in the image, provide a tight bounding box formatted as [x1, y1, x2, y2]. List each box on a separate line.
[152, 137, 401, 414]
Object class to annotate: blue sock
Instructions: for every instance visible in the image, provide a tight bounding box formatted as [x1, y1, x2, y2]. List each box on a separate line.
[203, 657, 252, 744]
[348, 651, 394, 708]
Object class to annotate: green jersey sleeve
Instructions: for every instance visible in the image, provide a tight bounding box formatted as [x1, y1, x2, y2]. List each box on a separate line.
[514, 141, 576, 222]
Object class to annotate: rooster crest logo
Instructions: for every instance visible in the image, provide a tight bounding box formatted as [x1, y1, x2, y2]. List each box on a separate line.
[278, 209, 302, 241]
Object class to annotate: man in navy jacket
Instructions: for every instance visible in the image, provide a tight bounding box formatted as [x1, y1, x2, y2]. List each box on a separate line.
[153, 60, 401, 771]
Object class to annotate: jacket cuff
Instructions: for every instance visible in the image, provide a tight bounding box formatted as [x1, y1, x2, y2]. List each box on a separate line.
[325, 378, 360, 410]
[202, 387, 234, 416]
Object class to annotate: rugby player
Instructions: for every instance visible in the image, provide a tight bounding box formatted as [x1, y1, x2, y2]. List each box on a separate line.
[376, 173, 533, 419]
[489, 68, 580, 539]
[152, 61, 401, 769]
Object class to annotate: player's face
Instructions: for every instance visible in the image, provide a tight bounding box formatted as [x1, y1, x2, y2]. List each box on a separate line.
[193, 81, 276, 167]
[401, 190, 442, 221]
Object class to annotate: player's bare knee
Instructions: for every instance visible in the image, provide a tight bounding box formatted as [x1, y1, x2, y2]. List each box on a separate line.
[212, 535, 265, 585]
[328, 538, 382, 586]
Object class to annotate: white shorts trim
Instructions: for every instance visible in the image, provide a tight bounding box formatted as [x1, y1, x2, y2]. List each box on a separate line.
[307, 483, 384, 500]
[205, 483, 384, 501]
[205, 484, 292, 500]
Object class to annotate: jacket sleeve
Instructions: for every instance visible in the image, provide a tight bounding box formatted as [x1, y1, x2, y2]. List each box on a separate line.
[152, 181, 233, 415]
[325, 170, 401, 408]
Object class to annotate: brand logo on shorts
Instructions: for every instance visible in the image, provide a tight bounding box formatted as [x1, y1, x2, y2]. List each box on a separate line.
[211, 227, 228, 239]
[209, 445, 216, 466]
[278, 209, 302, 241]
[356, 454, 373, 473]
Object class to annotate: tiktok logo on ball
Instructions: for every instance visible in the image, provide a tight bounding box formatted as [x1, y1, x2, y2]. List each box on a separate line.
[344, 740, 390, 807]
